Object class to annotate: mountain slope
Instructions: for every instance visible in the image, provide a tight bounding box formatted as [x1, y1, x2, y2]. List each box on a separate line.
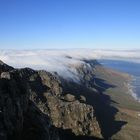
[0, 59, 140, 140]
[0, 60, 102, 140]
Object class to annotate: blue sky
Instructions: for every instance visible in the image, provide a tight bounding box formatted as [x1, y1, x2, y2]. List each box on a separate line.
[0, 0, 140, 50]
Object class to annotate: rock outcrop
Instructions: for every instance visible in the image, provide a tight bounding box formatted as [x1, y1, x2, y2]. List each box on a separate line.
[0, 65, 59, 140]
[0, 60, 103, 140]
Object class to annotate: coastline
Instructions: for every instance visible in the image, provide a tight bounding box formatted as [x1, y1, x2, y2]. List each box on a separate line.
[126, 75, 140, 102]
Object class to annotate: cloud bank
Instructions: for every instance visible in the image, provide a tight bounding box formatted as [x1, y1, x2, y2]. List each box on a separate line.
[0, 49, 140, 80]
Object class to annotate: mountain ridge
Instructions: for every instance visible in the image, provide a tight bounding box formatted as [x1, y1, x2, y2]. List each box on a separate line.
[0, 59, 140, 140]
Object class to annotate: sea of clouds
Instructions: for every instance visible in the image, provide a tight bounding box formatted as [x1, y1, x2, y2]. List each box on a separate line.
[0, 49, 140, 80]
[1, 49, 140, 101]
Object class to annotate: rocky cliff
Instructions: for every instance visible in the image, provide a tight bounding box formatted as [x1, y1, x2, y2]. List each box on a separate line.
[0, 60, 103, 140]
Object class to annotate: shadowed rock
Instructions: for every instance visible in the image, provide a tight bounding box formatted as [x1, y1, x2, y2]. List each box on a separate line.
[0, 60, 103, 140]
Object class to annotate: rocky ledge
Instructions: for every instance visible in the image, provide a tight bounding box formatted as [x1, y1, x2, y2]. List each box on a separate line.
[0, 60, 102, 140]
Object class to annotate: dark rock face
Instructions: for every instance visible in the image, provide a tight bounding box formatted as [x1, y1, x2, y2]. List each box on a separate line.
[0, 62, 58, 140]
[27, 69, 102, 138]
[60, 61, 127, 139]
[0, 60, 13, 73]
[0, 71, 29, 140]
[0, 60, 102, 140]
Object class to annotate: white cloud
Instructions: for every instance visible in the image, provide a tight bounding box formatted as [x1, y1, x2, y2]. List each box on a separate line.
[0, 49, 140, 80]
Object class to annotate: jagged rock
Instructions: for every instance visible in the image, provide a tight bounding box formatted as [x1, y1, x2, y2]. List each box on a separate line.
[28, 70, 103, 139]
[0, 60, 103, 140]
[1, 72, 11, 79]
[63, 94, 76, 102]
[38, 70, 62, 96]
[45, 95, 102, 138]
[0, 61, 59, 140]
[79, 95, 86, 102]
[0, 60, 13, 72]
[0, 70, 29, 139]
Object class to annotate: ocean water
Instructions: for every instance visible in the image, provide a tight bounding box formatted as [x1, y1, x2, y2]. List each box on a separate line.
[98, 59, 140, 101]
